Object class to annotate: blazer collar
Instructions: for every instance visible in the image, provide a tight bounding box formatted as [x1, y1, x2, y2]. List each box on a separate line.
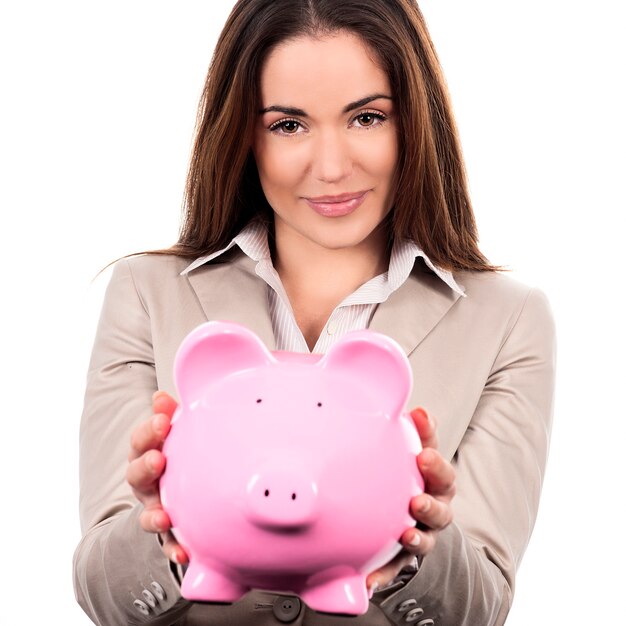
[185, 249, 463, 357]
[369, 259, 463, 356]
[186, 249, 277, 351]
[369, 259, 461, 356]
[180, 221, 466, 299]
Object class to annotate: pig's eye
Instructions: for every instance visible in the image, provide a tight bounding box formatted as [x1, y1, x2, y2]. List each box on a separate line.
[256, 398, 262, 403]
[317, 402, 322, 407]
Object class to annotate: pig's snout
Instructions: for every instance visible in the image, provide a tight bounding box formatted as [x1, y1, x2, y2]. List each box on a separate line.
[246, 467, 319, 529]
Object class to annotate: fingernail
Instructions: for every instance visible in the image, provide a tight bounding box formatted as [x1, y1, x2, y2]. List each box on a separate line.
[417, 407, 429, 420]
[409, 532, 421, 546]
[419, 449, 433, 466]
[367, 582, 379, 599]
[419, 497, 431, 513]
[171, 550, 179, 564]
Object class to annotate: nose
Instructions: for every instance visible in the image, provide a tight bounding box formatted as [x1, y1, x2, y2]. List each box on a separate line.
[246, 466, 319, 530]
[311, 130, 353, 184]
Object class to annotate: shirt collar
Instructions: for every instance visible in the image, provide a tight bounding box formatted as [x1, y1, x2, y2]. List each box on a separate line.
[180, 220, 270, 275]
[180, 220, 466, 297]
[390, 239, 466, 297]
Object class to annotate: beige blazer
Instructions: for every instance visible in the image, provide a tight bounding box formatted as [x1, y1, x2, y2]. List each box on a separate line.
[73, 249, 556, 626]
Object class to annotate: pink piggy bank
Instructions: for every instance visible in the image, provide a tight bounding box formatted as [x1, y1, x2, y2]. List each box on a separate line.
[160, 321, 423, 615]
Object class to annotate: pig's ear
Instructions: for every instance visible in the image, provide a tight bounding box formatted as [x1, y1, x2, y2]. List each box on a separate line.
[321, 330, 412, 417]
[174, 321, 274, 407]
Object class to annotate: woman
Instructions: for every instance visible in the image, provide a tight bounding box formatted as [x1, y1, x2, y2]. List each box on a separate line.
[73, 1, 556, 625]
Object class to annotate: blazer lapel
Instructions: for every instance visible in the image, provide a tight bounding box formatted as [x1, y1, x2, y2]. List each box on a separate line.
[369, 260, 463, 356]
[185, 250, 277, 351]
[186, 252, 462, 358]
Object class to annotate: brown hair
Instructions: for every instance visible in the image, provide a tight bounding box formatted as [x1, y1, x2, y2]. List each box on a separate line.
[112, 0, 505, 274]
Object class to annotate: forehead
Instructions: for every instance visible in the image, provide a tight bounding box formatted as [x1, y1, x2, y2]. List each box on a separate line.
[259, 32, 391, 107]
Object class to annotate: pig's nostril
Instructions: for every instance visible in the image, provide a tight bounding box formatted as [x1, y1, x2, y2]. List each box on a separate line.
[291, 493, 296, 500]
[264, 489, 270, 497]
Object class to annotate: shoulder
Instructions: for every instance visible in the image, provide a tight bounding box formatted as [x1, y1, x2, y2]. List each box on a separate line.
[119, 253, 191, 281]
[455, 269, 552, 310]
[106, 254, 194, 311]
[109, 253, 193, 290]
[455, 272, 556, 346]
[455, 268, 531, 299]
[453, 269, 556, 340]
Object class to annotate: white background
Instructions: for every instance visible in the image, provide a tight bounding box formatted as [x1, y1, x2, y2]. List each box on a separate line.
[1, 1, 624, 624]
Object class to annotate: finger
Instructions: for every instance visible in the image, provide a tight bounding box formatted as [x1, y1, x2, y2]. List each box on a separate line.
[139, 504, 172, 534]
[153, 391, 178, 418]
[126, 449, 166, 494]
[129, 413, 171, 461]
[409, 493, 454, 530]
[366, 550, 416, 592]
[161, 532, 189, 565]
[417, 448, 456, 498]
[409, 407, 438, 450]
[400, 527, 438, 556]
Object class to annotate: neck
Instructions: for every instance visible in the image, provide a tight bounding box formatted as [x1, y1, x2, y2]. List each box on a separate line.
[271, 219, 391, 305]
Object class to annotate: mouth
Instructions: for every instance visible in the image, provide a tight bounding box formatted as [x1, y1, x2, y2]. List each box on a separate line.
[303, 190, 370, 217]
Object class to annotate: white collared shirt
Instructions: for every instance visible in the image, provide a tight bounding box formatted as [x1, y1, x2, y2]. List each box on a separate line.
[181, 221, 466, 354]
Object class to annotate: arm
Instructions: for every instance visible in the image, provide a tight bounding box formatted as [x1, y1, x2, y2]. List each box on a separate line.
[372, 287, 557, 625]
[72, 260, 191, 625]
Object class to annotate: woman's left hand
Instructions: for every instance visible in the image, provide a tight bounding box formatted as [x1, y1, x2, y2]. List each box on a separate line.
[365, 407, 456, 595]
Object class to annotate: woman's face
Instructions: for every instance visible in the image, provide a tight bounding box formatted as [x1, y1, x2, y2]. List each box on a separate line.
[253, 31, 398, 252]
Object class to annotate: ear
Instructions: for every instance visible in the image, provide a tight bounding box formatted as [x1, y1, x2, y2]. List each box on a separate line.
[320, 330, 412, 417]
[174, 321, 274, 407]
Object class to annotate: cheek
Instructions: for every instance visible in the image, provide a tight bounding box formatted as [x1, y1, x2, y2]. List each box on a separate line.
[254, 140, 307, 196]
[360, 134, 398, 181]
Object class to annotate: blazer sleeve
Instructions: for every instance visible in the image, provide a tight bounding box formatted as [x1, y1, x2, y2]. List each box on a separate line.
[373, 287, 557, 625]
[72, 260, 192, 625]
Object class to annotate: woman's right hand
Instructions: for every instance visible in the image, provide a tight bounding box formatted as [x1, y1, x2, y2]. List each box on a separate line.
[126, 390, 189, 565]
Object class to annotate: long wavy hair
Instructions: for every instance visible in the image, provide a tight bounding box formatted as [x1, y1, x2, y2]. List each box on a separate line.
[114, 0, 504, 273]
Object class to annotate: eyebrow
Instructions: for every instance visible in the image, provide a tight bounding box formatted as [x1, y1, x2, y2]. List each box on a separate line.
[259, 93, 393, 116]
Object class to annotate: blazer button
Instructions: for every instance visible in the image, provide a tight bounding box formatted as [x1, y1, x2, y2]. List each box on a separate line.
[142, 589, 157, 608]
[150, 581, 166, 601]
[397, 598, 417, 613]
[404, 607, 424, 622]
[133, 599, 151, 616]
[272, 596, 301, 622]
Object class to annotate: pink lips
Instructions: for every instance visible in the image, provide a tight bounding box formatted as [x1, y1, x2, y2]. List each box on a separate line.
[304, 190, 370, 217]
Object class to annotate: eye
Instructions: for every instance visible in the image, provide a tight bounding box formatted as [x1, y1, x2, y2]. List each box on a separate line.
[352, 110, 387, 129]
[269, 118, 304, 135]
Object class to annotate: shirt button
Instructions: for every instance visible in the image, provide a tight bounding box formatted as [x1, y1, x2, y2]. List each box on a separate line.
[133, 599, 151, 616]
[272, 596, 301, 622]
[326, 320, 338, 335]
[416, 619, 434, 626]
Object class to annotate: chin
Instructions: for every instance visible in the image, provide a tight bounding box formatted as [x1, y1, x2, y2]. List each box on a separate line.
[301, 220, 384, 251]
